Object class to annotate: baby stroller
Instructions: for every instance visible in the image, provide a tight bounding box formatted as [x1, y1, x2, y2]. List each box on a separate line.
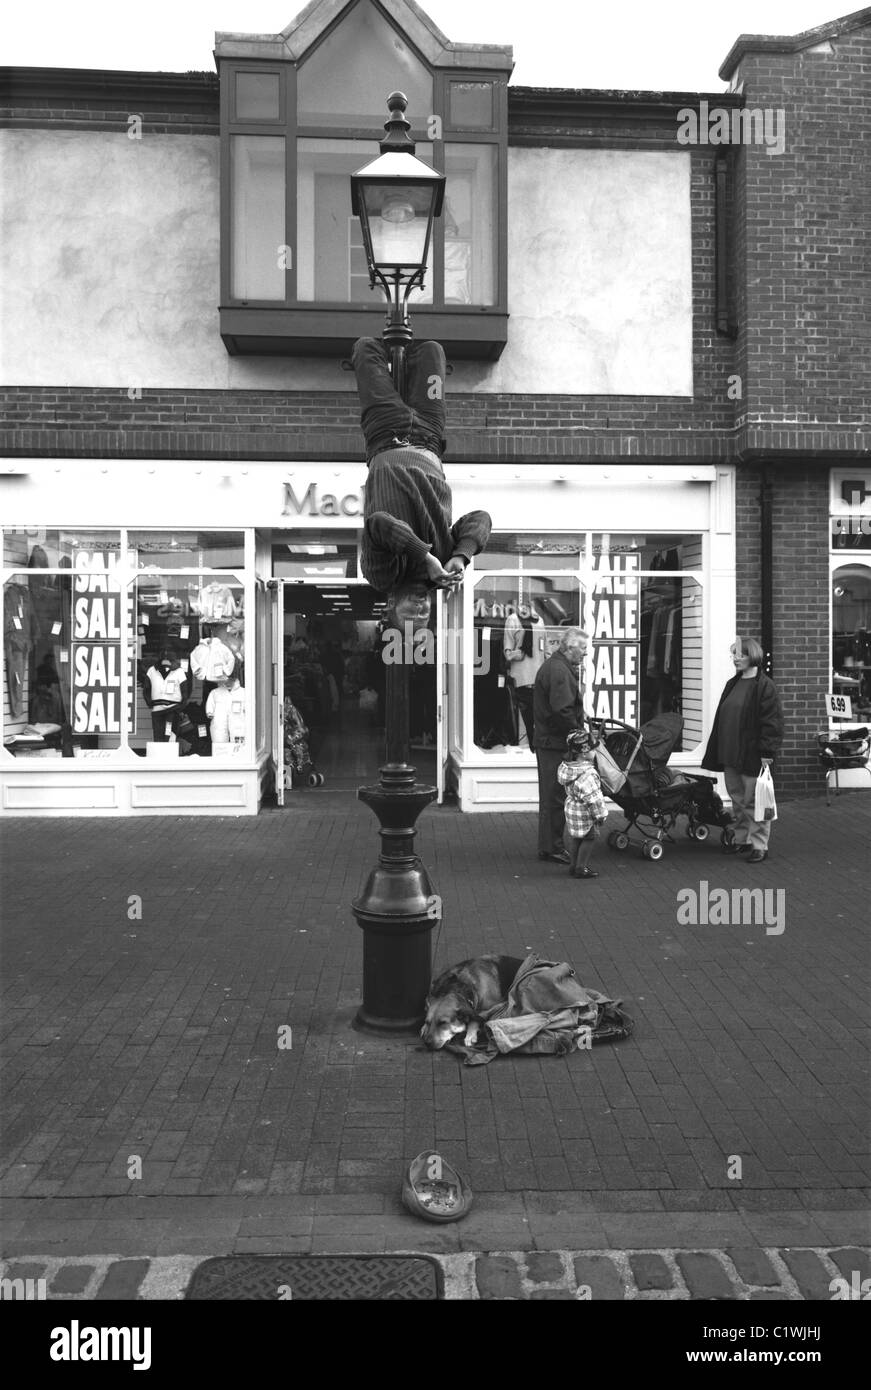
[817, 726, 870, 803]
[283, 696, 325, 789]
[591, 713, 733, 862]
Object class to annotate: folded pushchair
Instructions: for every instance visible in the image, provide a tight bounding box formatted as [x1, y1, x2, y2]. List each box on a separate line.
[591, 713, 733, 861]
[283, 696, 325, 788]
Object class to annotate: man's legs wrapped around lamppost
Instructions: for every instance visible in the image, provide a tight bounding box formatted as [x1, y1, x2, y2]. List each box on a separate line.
[352, 336, 492, 629]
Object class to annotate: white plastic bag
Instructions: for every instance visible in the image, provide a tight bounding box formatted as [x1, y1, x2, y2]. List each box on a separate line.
[754, 764, 778, 822]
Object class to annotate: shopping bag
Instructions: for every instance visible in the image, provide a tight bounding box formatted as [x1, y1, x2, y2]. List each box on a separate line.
[592, 743, 627, 794]
[754, 764, 778, 822]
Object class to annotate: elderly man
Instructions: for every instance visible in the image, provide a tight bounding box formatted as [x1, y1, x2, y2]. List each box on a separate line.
[533, 627, 589, 863]
[353, 336, 491, 630]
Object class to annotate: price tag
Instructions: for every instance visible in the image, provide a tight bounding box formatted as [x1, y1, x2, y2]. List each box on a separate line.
[60, 650, 69, 663]
[827, 692, 853, 719]
[51, 621, 62, 636]
[12, 616, 21, 630]
[180, 625, 190, 640]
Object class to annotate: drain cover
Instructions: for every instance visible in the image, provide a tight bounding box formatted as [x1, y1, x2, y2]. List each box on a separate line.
[186, 1255, 442, 1301]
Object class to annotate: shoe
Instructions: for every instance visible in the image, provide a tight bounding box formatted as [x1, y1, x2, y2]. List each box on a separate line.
[574, 868, 600, 878]
[747, 849, 768, 863]
[539, 850, 571, 864]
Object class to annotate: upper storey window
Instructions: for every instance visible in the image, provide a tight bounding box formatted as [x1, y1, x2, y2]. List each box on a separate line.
[217, 0, 511, 359]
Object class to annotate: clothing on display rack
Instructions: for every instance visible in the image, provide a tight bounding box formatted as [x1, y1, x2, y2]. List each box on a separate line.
[197, 583, 239, 624]
[189, 636, 236, 683]
[206, 679, 246, 745]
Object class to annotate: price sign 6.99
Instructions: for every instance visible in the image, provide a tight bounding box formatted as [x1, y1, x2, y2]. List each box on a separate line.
[827, 692, 853, 719]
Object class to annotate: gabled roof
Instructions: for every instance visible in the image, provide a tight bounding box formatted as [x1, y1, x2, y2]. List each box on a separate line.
[719, 4, 871, 80]
[215, 0, 513, 71]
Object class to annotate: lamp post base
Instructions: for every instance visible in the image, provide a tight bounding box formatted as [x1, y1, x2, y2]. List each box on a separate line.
[351, 763, 440, 1036]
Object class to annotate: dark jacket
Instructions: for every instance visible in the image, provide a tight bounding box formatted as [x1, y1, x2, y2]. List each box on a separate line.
[701, 669, 784, 774]
[533, 650, 584, 750]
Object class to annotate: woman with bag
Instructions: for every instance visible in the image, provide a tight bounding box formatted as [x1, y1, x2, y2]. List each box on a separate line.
[702, 637, 784, 862]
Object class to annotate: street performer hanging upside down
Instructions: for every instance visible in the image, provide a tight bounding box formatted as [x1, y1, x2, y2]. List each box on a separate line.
[353, 336, 491, 629]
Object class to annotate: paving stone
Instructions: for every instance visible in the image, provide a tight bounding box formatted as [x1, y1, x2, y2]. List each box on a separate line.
[676, 1252, 736, 1300]
[629, 1253, 674, 1290]
[572, 1255, 625, 1301]
[530, 1288, 576, 1299]
[525, 1252, 565, 1283]
[828, 1247, 871, 1285]
[94, 1259, 151, 1300]
[476, 1254, 523, 1300]
[778, 1249, 834, 1301]
[49, 1264, 96, 1294]
[725, 1247, 781, 1286]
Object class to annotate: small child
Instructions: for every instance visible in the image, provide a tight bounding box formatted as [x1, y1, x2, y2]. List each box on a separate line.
[558, 728, 608, 879]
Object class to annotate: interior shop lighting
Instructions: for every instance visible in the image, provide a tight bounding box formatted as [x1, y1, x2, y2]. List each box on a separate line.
[287, 544, 338, 555]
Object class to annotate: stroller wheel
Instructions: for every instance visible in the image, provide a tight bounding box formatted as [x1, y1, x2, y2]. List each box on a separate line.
[643, 840, 664, 861]
[692, 823, 709, 842]
[306, 770, 321, 787]
[609, 830, 630, 852]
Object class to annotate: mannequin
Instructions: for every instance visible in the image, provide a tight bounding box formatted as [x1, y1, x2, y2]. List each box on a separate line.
[503, 599, 547, 749]
[142, 649, 190, 742]
[206, 674, 246, 749]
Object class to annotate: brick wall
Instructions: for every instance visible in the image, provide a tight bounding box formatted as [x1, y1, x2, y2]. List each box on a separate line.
[736, 462, 830, 795]
[731, 23, 871, 455]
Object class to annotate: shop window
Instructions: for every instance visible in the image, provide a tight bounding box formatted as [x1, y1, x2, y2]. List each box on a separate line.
[217, 0, 509, 357]
[467, 536, 705, 755]
[831, 564, 871, 721]
[3, 535, 125, 760]
[472, 573, 582, 753]
[132, 576, 246, 758]
[129, 531, 244, 571]
[4, 562, 125, 757]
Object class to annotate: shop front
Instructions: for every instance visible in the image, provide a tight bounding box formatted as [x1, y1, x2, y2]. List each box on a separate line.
[1, 459, 735, 816]
[826, 467, 871, 792]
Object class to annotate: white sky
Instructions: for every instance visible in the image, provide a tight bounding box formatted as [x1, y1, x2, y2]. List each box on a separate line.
[3, 0, 845, 89]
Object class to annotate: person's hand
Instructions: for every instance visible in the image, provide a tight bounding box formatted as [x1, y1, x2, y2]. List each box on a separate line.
[760, 757, 773, 767]
[424, 553, 463, 588]
[443, 556, 467, 583]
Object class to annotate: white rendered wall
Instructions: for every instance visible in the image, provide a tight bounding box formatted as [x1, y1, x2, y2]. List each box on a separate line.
[1, 130, 692, 396]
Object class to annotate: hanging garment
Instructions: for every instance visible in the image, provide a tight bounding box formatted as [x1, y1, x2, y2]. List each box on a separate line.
[190, 637, 236, 682]
[197, 583, 239, 624]
[206, 682, 246, 744]
[143, 663, 189, 710]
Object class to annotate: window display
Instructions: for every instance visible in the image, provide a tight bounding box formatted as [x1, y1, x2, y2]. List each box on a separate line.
[133, 575, 245, 757]
[469, 534, 704, 756]
[2, 530, 250, 763]
[831, 564, 871, 721]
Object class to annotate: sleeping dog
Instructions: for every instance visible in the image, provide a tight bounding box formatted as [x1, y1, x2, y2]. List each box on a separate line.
[421, 955, 525, 1050]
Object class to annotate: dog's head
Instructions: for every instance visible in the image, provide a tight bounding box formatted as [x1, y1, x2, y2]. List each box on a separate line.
[420, 987, 476, 1050]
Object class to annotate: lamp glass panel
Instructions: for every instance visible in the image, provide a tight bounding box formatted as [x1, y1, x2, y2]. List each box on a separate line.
[298, 0, 432, 129]
[231, 136, 285, 300]
[362, 183, 435, 266]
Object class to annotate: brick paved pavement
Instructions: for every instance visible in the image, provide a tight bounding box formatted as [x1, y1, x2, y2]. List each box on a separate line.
[1, 1244, 868, 1299]
[0, 792, 868, 1274]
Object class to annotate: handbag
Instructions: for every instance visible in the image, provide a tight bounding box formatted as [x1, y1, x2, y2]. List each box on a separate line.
[754, 764, 778, 822]
[592, 743, 627, 794]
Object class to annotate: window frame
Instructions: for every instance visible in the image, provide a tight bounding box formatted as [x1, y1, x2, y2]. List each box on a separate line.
[218, 19, 509, 358]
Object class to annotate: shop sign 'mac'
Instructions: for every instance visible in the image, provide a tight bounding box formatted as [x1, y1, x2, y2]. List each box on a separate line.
[282, 482, 364, 518]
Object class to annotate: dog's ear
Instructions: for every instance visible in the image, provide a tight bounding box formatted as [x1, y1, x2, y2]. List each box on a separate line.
[457, 991, 477, 1017]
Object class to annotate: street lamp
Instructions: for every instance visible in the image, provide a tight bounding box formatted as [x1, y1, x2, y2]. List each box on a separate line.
[350, 91, 445, 395]
[349, 92, 445, 1035]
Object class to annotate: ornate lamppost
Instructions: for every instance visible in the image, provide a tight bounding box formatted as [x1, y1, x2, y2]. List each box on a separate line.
[349, 93, 446, 1034]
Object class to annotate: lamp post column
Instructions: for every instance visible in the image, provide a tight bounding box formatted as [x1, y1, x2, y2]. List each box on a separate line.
[350, 94, 443, 1035]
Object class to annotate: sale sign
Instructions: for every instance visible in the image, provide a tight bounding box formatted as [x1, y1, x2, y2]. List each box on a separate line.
[586, 554, 640, 725]
[71, 556, 135, 735]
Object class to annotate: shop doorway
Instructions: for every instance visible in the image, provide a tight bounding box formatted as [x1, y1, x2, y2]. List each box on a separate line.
[271, 580, 438, 799]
